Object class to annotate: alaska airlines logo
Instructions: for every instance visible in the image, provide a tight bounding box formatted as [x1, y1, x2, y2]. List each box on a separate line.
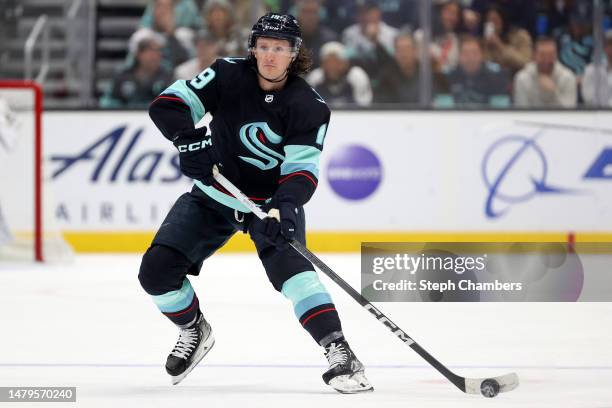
[238, 122, 284, 170]
[50, 125, 182, 183]
[482, 134, 576, 218]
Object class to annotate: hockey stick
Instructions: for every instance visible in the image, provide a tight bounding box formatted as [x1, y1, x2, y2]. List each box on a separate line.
[212, 168, 519, 398]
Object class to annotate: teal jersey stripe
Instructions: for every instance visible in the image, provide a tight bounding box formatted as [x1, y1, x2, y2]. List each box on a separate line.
[162, 80, 205, 124]
[293, 292, 333, 318]
[280, 162, 318, 177]
[281, 145, 321, 178]
[194, 180, 252, 213]
[281, 271, 329, 305]
[316, 123, 328, 146]
[152, 278, 195, 313]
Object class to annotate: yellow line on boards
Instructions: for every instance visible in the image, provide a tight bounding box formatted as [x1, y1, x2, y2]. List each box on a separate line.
[61, 231, 612, 253]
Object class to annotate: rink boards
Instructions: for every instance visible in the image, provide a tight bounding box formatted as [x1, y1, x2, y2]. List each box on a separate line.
[43, 110, 612, 251]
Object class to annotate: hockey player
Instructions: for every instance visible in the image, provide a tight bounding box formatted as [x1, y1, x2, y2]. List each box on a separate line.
[139, 13, 373, 393]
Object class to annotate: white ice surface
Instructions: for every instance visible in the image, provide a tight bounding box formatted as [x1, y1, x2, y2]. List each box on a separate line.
[1, 254, 611, 407]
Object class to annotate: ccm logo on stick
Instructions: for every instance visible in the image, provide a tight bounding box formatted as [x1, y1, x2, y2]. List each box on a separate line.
[177, 139, 211, 152]
[365, 304, 414, 344]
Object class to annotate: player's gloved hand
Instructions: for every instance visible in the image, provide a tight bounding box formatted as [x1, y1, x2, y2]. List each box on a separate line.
[251, 195, 298, 250]
[172, 126, 219, 185]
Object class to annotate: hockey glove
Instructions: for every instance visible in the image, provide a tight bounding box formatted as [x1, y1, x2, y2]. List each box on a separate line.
[173, 126, 219, 185]
[250, 195, 299, 250]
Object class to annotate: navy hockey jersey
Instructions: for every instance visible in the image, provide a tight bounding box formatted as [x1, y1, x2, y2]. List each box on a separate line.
[149, 58, 330, 212]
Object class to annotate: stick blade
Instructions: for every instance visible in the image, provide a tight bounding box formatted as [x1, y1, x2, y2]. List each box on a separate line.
[464, 372, 519, 395]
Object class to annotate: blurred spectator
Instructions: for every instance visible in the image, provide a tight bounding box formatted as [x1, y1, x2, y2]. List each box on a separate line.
[369, 0, 418, 30]
[416, 0, 463, 73]
[202, 0, 246, 57]
[342, 0, 398, 77]
[437, 35, 510, 107]
[144, 0, 196, 52]
[556, 4, 593, 79]
[129, 28, 191, 70]
[313, 0, 357, 32]
[514, 37, 577, 108]
[464, 0, 537, 38]
[174, 30, 220, 80]
[581, 31, 612, 106]
[374, 32, 419, 103]
[482, 6, 532, 73]
[306, 41, 373, 106]
[129, 0, 191, 69]
[140, 0, 203, 31]
[100, 35, 172, 108]
[296, 0, 338, 68]
[232, 0, 269, 32]
[310, 0, 418, 32]
[541, 0, 576, 37]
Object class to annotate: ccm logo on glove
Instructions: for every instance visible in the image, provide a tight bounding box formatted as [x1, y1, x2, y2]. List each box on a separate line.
[172, 126, 220, 185]
[176, 138, 212, 152]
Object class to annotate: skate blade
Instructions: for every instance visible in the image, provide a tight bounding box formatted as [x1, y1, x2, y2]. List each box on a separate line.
[170, 334, 215, 385]
[329, 372, 374, 394]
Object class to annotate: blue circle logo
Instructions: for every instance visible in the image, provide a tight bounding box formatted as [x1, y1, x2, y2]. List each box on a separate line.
[327, 145, 382, 200]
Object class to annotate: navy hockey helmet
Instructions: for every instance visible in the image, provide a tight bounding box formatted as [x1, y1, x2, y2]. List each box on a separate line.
[248, 13, 303, 54]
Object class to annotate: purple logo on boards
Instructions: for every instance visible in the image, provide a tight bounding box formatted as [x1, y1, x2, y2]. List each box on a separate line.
[327, 145, 382, 200]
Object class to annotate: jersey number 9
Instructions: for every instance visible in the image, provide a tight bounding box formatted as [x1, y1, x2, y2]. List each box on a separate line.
[190, 68, 216, 90]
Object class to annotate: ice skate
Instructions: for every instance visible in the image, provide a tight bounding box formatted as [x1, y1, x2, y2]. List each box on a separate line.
[322, 340, 373, 394]
[165, 313, 215, 385]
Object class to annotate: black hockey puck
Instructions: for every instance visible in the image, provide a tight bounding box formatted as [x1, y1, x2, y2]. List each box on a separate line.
[480, 379, 500, 398]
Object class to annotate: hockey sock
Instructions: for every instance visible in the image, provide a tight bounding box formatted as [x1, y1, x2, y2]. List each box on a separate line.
[281, 271, 344, 345]
[151, 278, 201, 327]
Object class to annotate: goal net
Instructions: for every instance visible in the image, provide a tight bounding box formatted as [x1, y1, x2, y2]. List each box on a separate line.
[0, 81, 73, 262]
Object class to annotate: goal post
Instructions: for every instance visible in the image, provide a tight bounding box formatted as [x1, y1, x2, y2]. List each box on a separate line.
[0, 80, 72, 262]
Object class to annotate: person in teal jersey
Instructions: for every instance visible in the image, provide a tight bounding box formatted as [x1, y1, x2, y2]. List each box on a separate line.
[139, 12, 373, 393]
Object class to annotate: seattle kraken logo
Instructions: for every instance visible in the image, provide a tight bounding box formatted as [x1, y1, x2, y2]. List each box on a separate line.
[238, 122, 284, 170]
